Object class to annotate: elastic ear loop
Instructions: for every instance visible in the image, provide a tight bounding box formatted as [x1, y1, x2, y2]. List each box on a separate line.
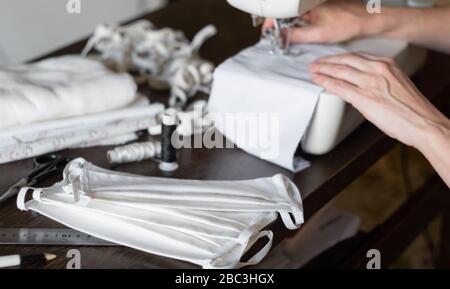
[17, 187, 33, 211]
[190, 25, 217, 52]
[280, 209, 304, 230]
[206, 230, 274, 269]
[17, 188, 45, 211]
[235, 230, 274, 268]
[206, 214, 276, 269]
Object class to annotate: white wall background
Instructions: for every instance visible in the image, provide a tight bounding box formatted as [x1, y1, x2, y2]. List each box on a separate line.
[0, 0, 167, 65]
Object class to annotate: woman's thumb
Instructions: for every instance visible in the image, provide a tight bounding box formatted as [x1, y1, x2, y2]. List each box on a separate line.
[262, 18, 274, 31]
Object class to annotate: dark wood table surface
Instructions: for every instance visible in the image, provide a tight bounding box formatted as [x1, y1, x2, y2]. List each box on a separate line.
[0, 0, 449, 269]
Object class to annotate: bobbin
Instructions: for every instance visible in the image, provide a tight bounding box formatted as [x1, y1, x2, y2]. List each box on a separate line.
[159, 110, 179, 172]
[107, 141, 162, 165]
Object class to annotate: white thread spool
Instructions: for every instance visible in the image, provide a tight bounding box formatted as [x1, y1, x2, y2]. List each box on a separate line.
[107, 141, 161, 165]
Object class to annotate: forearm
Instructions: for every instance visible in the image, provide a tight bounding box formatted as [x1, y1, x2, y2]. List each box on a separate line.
[363, 5, 450, 53]
[418, 117, 450, 188]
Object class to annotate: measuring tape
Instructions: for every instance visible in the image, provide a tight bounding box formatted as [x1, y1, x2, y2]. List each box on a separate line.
[0, 228, 117, 246]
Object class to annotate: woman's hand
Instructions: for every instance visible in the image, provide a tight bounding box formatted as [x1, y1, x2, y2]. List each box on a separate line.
[263, 0, 375, 44]
[309, 52, 446, 149]
[263, 2, 450, 52]
[309, 53, 450, 186]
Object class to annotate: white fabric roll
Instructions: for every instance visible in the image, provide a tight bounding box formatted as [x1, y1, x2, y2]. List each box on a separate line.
[0, 103, 164, 164]
[0, 55, 137, 128]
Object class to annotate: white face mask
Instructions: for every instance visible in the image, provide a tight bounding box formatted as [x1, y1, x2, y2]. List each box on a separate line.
[17, 158, 303, 269]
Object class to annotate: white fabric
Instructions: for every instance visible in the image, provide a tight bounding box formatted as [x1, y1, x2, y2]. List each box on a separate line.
[17, 158, 304, 269]
[0, 101, 164, 164]
[0, 55, 137, 129]
[208, 41, 347, 172]
[72, 133, 139, 149]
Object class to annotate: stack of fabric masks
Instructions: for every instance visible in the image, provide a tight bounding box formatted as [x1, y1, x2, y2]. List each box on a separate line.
[207, 40, 347, 172]
[17, 158, 304, 269]
[0, 56, 164, 164]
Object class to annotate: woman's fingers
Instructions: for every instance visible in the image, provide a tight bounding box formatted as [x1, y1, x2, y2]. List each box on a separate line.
[313, 52, 402, 95]
[355, 52, 397, 65]
[314, 53, 378, 72]
[315, 52, 397, 77]
[310, 73, 365, 106]
[310, 62, 375, 88]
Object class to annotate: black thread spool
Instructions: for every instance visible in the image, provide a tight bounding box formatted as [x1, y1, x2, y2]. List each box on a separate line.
[159, 110, 179, 172]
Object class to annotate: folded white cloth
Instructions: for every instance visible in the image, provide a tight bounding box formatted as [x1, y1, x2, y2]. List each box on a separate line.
[73, 133, 139, 149]
[208, 41, 347, 172]
[0, 99, 164, 164]
[0, 55, 137, 129]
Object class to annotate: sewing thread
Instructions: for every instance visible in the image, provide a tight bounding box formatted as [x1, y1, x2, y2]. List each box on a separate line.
[159, 110, 179, 172]
[107, 141, 161, 165]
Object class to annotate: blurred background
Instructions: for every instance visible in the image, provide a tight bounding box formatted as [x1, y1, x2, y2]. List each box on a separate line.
[0, 0, 167, 65]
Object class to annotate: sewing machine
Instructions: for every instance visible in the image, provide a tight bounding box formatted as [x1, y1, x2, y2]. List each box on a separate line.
[227, 0, 326, 18]
[226, 0, 427, 155]
[227, 0, 326, 54]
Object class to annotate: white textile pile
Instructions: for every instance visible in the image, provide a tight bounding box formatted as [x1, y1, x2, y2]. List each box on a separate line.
[82, 20, 217, 106]
[17, 158, 304, 269]
[0, 55, 164, 164]
[0, 55, 137, 128]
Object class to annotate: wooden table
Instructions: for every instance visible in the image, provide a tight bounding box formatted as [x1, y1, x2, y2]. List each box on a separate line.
[0, 0, 449, 269]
